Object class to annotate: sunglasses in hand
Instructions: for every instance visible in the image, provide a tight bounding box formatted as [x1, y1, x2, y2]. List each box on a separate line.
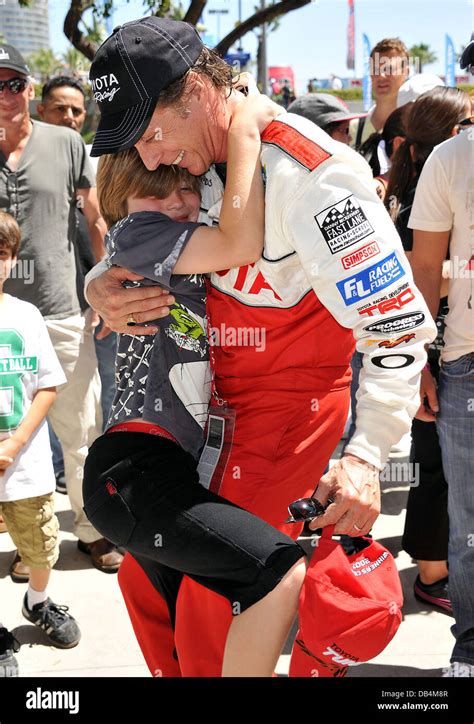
[0, 78, 28, 95]
[286, 495, 335, 523]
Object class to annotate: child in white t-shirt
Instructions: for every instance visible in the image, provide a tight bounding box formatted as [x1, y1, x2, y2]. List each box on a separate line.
[0, 211, 80, 672]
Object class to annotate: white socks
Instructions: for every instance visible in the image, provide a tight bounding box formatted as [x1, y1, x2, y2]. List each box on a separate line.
[27, 585, 48, 610]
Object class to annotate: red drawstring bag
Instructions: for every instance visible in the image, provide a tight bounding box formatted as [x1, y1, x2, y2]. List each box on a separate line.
[289, 526, 403, 678]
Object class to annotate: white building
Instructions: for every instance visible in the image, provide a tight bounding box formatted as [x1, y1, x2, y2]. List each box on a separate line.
[0, 0, 50, 56]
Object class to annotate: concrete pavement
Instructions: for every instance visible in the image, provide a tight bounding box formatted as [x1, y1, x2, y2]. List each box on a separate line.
[0, 450, 454, 678]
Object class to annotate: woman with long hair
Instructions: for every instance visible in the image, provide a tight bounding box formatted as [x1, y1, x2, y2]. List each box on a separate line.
[385, 87, 470, 236]
[387, 86, 471, 614]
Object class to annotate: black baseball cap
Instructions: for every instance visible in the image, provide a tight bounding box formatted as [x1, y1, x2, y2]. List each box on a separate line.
[288, 93, 366, 130]
[460, 32, 474, 73]
[0, 44, 30, 76]
[89, 17, 203, 157]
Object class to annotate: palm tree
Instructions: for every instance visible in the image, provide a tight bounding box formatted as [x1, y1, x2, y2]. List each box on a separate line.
[409, 43, 438, 73]
[62, 46, 91, 77]
[81, 14, 107, 46]
[26, 48, 61, 82]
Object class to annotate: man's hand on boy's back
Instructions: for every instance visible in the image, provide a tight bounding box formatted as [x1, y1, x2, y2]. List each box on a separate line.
[88, 266, 174, 336]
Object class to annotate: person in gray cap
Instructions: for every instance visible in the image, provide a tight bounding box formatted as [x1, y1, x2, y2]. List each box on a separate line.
[288, 93, 366, 146]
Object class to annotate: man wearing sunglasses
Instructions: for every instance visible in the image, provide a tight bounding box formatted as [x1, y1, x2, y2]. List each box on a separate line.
[0, 45, 122, 575]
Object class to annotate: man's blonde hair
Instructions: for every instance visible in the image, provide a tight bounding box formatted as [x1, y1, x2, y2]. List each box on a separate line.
[370, 38, 409, 60]
[97, 147, 202, 228]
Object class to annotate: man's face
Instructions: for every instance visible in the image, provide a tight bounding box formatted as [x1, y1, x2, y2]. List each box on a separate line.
[135, 78, 228, 175]
[37, 86, 86, 132]
[370, 50, 409, 101]
[0, 69, 34, 126]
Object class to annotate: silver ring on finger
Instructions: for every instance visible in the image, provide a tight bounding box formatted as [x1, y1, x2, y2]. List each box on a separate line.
[353, 523, 363, 531]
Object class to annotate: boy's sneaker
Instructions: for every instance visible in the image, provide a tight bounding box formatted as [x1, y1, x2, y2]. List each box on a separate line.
[0, 627, 20, 677]
[22, 594, 81, 649]
[442, 662, 474, 677]
[55, 470, 67, 495]
[414, 575, 452, 615]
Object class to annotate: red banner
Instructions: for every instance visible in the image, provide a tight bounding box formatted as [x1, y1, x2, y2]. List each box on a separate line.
[347, 0, 355, 70]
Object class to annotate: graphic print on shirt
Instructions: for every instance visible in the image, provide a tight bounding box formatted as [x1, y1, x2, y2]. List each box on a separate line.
[0, 329, 37, 432]
[165, 302, 207, 358]
[111, 334, 153, 420]
[169, 360, 212, 430]
[110, 301, 209, 433]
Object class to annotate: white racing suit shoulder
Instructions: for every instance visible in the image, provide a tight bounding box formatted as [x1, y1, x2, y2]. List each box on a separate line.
[262, 114, 437, 469]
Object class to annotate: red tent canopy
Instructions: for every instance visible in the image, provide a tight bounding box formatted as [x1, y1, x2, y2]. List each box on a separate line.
[268, 66, 296, 94]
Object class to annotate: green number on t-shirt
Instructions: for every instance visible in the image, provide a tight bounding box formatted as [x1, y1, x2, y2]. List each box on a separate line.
[0, 329, 26, 431]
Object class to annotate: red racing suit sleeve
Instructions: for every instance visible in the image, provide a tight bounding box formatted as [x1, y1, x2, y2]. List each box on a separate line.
[282, 155, 437, 469]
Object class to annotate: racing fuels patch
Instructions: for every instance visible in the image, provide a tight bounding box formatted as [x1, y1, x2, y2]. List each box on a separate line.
[341, 241, 380, 270]
[315, 195, 374, 254]
[336, 252, 405, 306]
[363, 312, 425, 335]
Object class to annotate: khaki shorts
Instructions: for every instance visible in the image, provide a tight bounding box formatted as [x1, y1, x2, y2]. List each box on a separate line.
[0, 493, 59, 568]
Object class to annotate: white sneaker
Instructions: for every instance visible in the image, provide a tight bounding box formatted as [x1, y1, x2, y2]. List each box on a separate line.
[442, 662, 474, 677]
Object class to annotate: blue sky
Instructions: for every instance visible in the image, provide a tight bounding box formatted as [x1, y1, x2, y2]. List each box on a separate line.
[48, 0, 473, 92]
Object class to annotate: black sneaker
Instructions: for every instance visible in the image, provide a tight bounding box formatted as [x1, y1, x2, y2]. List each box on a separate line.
[414, 575, 452, 615]
[55, 470, 67, 495]
[0, 626, 20, 677]
[22, 594, 81, 648]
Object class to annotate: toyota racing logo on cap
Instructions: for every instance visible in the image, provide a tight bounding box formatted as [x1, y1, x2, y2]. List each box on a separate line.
[91, 73, 121, 103]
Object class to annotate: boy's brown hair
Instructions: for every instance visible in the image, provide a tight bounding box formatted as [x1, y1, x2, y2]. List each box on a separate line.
[97, 146, 202, 228]
[0, 210, 21, 257]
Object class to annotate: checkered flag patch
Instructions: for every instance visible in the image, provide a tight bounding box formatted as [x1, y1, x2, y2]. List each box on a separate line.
[322, 207, 345, 227]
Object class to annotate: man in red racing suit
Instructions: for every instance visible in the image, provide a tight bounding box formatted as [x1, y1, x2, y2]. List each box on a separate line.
[85, 21, 436, 678]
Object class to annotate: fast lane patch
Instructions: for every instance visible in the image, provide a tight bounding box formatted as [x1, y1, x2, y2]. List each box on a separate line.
[315, 195, 374, 254]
